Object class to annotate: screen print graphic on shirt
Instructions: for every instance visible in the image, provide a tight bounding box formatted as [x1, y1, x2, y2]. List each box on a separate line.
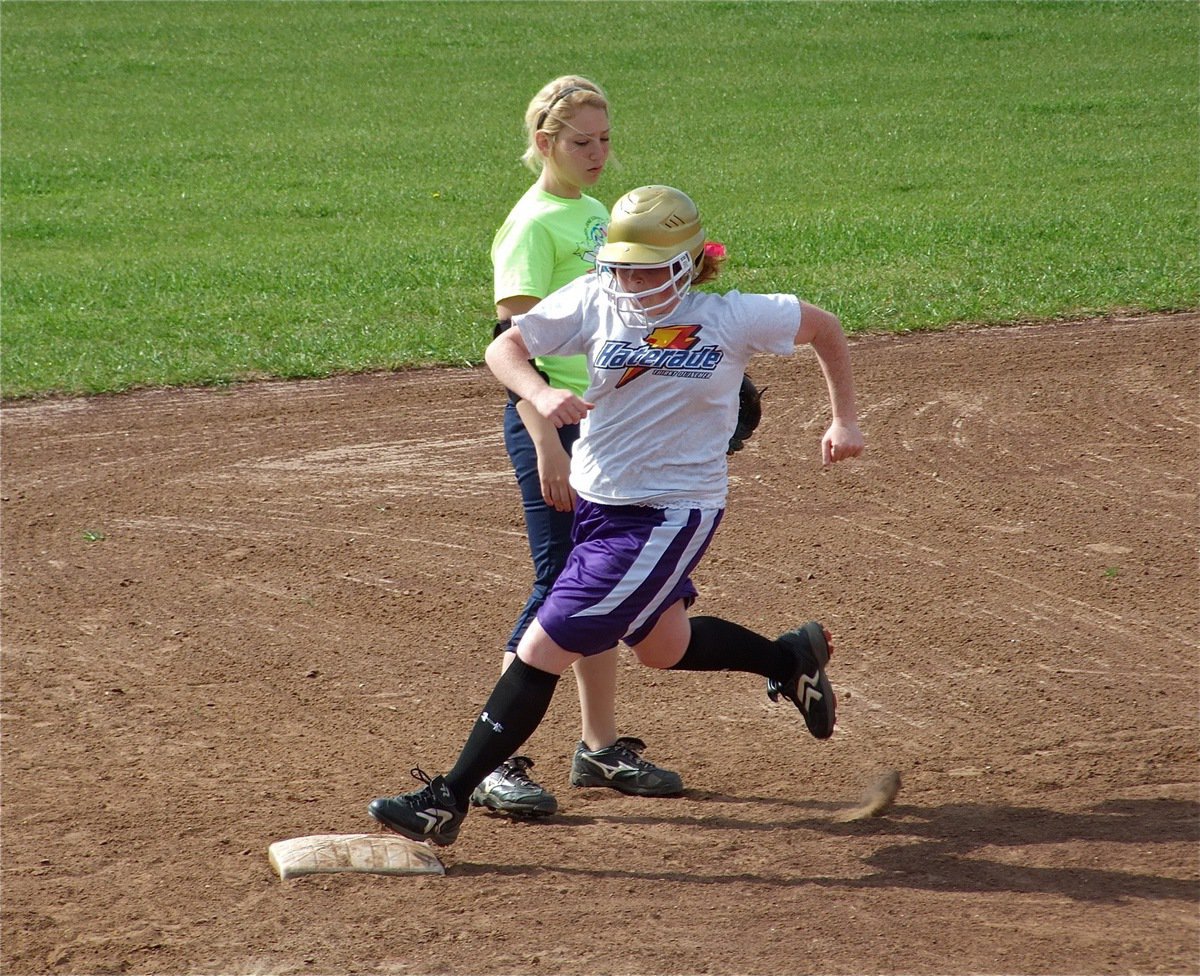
[578, 216, 608, 266]
[594, 325, 725, 388]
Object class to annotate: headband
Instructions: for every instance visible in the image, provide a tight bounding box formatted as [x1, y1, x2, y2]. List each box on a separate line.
[536, 86, 586, 130]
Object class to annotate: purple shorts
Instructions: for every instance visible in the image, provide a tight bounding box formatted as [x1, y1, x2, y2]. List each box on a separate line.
[535, 500, 724, 656]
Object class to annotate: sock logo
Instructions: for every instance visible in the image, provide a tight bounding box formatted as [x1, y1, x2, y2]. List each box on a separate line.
[479, 711, 504, 733]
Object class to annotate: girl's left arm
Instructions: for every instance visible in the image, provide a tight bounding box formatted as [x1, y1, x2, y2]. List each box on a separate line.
[795, 301, 865, 465]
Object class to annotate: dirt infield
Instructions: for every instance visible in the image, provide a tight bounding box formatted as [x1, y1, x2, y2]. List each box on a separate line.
[2, 313, 1197, 976]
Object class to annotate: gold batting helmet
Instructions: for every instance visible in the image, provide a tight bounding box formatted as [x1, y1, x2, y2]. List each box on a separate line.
[596, 185, 706, 267]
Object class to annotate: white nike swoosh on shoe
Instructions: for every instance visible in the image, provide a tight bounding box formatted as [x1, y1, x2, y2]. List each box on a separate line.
[586, 758, 642, 780]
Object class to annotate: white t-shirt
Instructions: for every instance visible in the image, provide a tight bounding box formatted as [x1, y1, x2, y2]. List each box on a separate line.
[515, 275, 800, 508]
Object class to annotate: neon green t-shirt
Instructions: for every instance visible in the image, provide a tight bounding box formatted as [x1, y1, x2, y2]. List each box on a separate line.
[491, 185, 608, 396]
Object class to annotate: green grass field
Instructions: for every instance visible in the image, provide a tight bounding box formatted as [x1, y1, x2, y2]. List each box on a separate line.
[2, 0, 1196, 398]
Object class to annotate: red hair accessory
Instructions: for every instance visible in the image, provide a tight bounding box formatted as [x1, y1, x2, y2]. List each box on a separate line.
[704, 241, 727, 260]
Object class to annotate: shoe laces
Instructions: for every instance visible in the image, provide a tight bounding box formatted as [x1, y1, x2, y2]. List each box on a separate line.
[500, 755, 538, 783]
[401, 766, 446, 808]
[609, 736, 654, 767]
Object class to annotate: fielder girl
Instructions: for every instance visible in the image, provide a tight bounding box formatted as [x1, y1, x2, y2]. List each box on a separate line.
[370, 185, 864, 846]
[476, 76, 683, 819]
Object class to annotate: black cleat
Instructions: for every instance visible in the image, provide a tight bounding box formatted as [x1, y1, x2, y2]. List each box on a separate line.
[570, 736, 684, 796]
[470, 756, 558, 818]
[368, 768, 466, 847]
[768, 621, 837, 739]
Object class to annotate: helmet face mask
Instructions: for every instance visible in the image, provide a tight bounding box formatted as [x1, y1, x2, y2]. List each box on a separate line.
[598, 252, 694, 328]
[595, 185, 705, 328]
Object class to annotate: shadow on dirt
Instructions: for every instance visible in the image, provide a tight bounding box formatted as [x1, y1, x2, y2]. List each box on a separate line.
[839, 796, 1200, 903]
[454, 796, 1200, 904]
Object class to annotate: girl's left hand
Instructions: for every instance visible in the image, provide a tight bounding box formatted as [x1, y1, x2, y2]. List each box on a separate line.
[822, 421, 865, 466]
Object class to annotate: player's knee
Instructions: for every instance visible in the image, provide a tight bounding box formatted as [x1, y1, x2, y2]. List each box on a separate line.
[630, 632, 688, 669]
[516, 623, 579, 676]
[633, 647, 676, 669]
[630, 602, 691, 668]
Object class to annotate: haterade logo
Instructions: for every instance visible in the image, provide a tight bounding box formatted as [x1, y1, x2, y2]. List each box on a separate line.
[595, 325, 724, 388]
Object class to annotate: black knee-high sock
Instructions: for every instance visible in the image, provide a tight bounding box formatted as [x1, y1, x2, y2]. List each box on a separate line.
[668, 615, 792, 682]
[443, 657, 559, 809]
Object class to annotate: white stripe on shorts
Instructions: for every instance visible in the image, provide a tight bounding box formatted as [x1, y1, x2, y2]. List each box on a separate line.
[571, 508, 720, 638]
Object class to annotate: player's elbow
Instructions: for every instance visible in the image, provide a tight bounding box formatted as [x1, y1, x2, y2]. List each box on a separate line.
[485, 329, 522, 374]
[812, 307, 842, 340]
[795, 301, 842, 346]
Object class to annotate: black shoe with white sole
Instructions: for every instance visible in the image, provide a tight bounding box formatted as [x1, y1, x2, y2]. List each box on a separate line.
[368, 768, 466, 847]
[470, 755, 558, 818]
[570, 736, 684, 796]
[767, 621, 837, 739]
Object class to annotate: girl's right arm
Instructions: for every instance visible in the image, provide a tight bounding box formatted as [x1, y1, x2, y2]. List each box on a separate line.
[485, 326, 592, 428]
[494, 297, 591, 509]
[516, 398, 575, 512]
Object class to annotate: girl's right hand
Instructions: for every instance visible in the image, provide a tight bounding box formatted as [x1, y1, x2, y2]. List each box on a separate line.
[537, 444, 575, 512]
[532, 387, 593, 427]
